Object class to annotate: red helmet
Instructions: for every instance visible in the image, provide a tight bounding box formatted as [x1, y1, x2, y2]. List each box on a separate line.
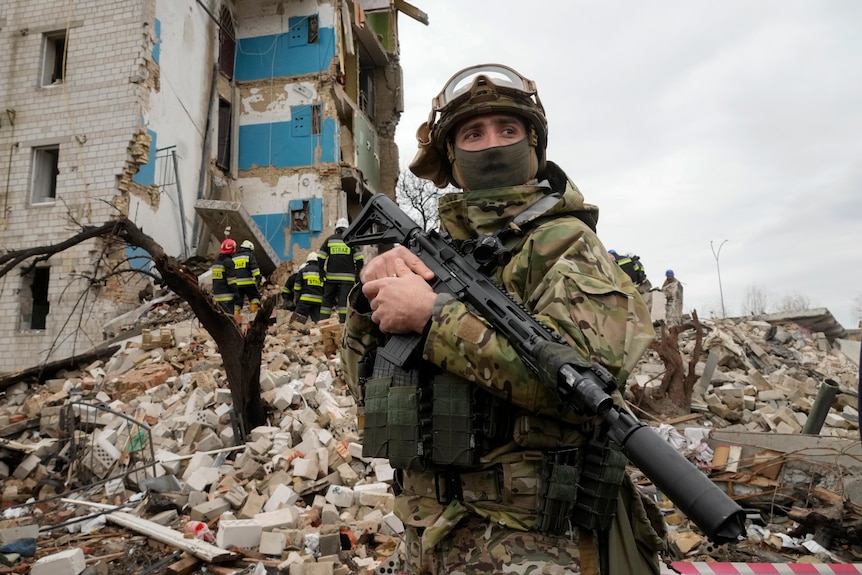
[220, 239, 237, 254]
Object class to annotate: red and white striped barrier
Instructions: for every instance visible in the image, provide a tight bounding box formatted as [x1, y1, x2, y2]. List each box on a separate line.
[664, 563, 862, 574]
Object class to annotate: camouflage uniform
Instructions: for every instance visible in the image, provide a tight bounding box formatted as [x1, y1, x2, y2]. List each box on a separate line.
[343, 63, 666, 575]
[343, 174, 666, 574]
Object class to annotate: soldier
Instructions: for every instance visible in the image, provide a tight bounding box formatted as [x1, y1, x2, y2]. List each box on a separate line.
[342, 64, 666, 574]
[318, 217, 364, 323]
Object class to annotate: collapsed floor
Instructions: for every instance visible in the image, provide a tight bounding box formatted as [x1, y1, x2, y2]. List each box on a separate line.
[0, 297, 859, 574]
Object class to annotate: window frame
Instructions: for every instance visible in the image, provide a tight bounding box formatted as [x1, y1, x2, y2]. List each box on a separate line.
[41, 30, 67, 87]
[216, 98, 233, 170]
[30, 144, 60, 205]
[21, 266, 51, 331]
[218, 7, 236, 79]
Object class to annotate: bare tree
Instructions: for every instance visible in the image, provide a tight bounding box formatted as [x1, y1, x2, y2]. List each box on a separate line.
[774, 291, 812, 313]
[637, 310, 704, 418]
[740, 284, 770, 316]
[0, 218, 271, 433]
[853, 294, 862, 326]
[395, 169, 450, 231]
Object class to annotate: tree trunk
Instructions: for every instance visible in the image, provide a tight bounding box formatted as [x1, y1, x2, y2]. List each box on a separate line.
[648, 311, 704, 414]
[1, 218, 273, 433]
[113, 220, 271, 432]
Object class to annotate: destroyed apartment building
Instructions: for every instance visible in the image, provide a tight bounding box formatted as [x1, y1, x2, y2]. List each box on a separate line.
[0, 295, 857, 573]
[0, 0, 428, 373]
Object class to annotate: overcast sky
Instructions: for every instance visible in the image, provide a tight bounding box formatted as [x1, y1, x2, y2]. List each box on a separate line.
[392, 1, 862, 329]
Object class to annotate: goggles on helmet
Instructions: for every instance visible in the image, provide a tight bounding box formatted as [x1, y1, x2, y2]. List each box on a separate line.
[430, 64, 542, 122]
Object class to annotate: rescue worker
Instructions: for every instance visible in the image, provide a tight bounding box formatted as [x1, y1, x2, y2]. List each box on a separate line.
[233, 240, 262, 313]
[294, 251, 324, 322]
[614, 253, 646, 286]
[318, 217, 364, 323]
[613, 252, 653, 311]
[342, 64, 666, 574]
[212, 239, 240, 322]
[281, 263, 299, 310]
[662, 269, 684, 326]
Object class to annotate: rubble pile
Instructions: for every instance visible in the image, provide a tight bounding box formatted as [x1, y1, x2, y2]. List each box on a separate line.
[0, 310, 858, 573]
[631, 316, 861, 563]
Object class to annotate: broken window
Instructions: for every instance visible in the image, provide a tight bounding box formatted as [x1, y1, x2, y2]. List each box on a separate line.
[358, 52, 375, 119]
[288, 14, 319, 46]
[31, 144, 60, 204]
[22, 267, 50, 330]
[290, 201, 311, 232]
[291, 104, 322, 137]
[41, 30, 67, 86]
[308, 14, 319, 44]
[218, 7, 236, 79]
[311, 104, 322, 135]
[217, 98, 232, 170]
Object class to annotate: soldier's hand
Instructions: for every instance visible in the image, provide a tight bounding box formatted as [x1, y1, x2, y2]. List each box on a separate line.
[360, 246, 434, 284]
[363, 257, 435, 335]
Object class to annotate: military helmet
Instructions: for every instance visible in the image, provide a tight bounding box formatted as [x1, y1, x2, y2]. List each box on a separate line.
[409, 64, 548, 188]
[241, 240, 254, 250]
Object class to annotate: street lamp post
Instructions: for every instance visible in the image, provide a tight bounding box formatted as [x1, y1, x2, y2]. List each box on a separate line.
[711, 240, 728, 318]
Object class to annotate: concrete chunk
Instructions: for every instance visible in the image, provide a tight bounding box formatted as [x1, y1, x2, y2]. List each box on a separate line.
[216, 519, 263, 549]
[30, 548, 86, 575]
[190, 498, 231, 522]
[259, 530, 286, 555]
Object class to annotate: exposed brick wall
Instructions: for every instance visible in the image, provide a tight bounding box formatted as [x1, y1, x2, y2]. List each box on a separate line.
[0, 0, 156, 372]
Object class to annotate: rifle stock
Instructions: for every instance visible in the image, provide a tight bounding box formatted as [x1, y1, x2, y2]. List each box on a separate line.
[344, 194, 746, 543]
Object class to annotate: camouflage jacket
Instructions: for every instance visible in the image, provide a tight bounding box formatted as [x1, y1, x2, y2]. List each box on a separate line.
[342, 166, 657, 548]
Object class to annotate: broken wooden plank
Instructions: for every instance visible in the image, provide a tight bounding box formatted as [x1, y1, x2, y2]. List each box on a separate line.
[62, 500, 236, 563]
[165, 554, 201, 575]
[0, 345, 120, 389]
[662, 412, 703, 425]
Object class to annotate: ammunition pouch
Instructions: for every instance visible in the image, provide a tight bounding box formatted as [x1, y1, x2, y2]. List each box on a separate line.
[536, 438, 627, 535]
[431, 373, 510, 467]
[571, 438, 627, 531]
[361, 355, 431, 470]
[362, 360, 511, 472]
[513, 415, 562, 449]
[536, 450, 580, 535]
[401, 451, 543, 512]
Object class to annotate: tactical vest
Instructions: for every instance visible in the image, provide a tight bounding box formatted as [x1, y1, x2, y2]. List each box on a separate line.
[360, 209, 627, 534]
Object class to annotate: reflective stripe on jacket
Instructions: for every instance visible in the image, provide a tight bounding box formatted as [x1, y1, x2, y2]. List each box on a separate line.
[318, 230, 363, 282]
[211, 253, 238, 302]
[232, 248, 261, 286]
[296, 261, 324, 303]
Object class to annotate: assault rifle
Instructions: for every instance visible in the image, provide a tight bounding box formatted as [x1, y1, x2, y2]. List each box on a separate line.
[343, 194, 746, 544]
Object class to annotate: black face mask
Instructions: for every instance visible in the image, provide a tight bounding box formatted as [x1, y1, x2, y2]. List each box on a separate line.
[452, 138, 535, 190]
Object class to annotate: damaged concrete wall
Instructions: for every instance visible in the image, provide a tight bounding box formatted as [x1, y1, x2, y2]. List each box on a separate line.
[0, 0, 408, 373]
[0, 0, 221, 373]
[0, 1, 158, 373]
[126, 1, 213, 261]
[232, 0, 403, 265]
[233, 2, 341, 265]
